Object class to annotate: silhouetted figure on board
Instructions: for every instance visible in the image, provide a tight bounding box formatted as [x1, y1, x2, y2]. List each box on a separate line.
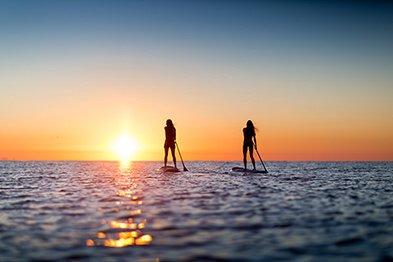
[243, 120, 257, 170]
[164, 119, 177, 168]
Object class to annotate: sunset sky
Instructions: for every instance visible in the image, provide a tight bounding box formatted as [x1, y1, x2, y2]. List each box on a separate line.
[1, 0, 392, 161]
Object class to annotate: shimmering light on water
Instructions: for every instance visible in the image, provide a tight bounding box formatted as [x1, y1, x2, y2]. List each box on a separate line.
[87, 181, 152, 248]
[0, 161, 392, 260]
[119, 231, 139, 238]
[135, 234, 153, 246]
[97, 232, 106, 239]
[119, 160, 132, 172]
[117, 189, 134, 197]
[86, 239, 95, 247]
[104, 237, 134, 248]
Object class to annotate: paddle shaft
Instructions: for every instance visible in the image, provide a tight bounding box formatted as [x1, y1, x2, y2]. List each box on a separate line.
[255, 148, 268, 172]
[175, 142, 188, 171]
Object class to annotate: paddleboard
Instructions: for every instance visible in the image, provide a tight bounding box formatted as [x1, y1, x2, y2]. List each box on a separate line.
[231, 167, 268, 174]
[159, 166, 180, 173]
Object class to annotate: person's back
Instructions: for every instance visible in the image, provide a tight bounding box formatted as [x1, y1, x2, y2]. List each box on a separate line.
[165, 125, 176, 146]
[243, 127, 255, 146]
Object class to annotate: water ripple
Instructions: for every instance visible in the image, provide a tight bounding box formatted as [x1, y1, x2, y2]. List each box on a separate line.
[0, 161, 392, 260]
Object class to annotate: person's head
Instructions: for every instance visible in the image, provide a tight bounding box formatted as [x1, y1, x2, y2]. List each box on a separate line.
[166, 119, 174, 127]
[246, 120, 254, 130]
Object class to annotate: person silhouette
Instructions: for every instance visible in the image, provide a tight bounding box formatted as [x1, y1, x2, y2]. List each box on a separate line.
[243, 120, 257, 170]
[164, 119, 177, 168]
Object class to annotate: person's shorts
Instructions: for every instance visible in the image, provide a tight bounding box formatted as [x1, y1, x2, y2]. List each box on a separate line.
[164, 142, 175, 150]
[243, 143, 253, 151]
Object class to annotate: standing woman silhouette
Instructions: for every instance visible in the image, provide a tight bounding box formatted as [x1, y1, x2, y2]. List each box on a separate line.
[164, 119, 177, 168]
[243, 120, 257, 170]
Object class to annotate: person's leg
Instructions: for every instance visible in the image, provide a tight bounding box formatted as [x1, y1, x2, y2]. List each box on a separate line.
[170, 145, 177, 168]
[243, 144, 247, 169]
[250, 145, 256, 170]
[164, 146, 169, 167]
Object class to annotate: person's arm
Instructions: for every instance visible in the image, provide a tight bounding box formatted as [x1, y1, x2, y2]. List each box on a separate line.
[253, 134, 257, 149]
[174, 128, 176, 142]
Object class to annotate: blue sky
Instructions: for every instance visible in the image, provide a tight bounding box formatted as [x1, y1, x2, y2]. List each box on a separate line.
[2, 1, 392, 60]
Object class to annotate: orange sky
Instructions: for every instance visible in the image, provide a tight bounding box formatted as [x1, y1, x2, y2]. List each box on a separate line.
[1, 63, 393, 161]
[1, 63, 392, 161]
[1, 85, 392, 161]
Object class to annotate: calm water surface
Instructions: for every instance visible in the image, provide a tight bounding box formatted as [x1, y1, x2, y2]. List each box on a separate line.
[0, 161, 392, 261]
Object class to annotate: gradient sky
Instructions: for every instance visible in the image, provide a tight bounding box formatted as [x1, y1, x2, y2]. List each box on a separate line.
[1, 0, 392, 161]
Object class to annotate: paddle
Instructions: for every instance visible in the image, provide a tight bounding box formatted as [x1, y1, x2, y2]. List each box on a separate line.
[255, 147, 268, 173]
[175, 142, 188, 171]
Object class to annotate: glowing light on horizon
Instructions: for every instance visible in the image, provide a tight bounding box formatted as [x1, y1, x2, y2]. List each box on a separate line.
[112, 134, 139, 164]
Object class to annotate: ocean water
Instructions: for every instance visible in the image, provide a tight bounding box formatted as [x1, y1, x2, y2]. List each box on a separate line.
[0, 161, 392, 261]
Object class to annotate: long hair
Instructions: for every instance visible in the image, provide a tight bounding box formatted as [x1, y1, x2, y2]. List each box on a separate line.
[166, 119, 174, 129]
[246, 120, 257, 135]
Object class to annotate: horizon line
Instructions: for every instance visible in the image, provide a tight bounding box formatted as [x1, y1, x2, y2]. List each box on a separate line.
[1, 159, 392, 162]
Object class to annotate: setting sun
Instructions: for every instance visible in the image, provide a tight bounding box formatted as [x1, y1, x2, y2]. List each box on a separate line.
[112, 135, 139, 163]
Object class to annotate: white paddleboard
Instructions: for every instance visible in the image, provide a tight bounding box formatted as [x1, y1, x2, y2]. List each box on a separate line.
[159, 166, 180, 173]
[232, 167, 268, 174]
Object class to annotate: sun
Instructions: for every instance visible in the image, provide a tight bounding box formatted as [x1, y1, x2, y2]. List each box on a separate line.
[112, 134, 139, 163]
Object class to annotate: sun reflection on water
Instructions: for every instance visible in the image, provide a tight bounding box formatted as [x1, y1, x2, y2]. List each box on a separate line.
[86, 165, 153, 248]
[119, 160, 132, 173]
[86, 205, 153, 247]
